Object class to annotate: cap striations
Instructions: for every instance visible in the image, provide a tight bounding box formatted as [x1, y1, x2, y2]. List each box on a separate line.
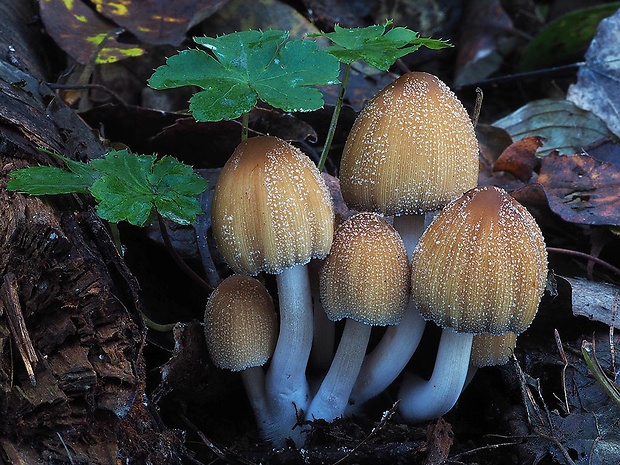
[340, 72, 479, 216]
[212, 136, 334, 276]
[320, 212, 410, 326]
[410, 185, 547, 335]
[205, 275, 278, 371]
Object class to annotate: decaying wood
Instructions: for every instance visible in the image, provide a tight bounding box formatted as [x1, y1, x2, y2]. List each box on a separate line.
[0, 0, 185, 463]
[1, 272, 38, 385]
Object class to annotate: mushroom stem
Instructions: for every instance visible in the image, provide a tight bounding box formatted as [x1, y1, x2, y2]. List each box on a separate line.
[310, 296, 335, 375]
[393, 214, 426, 259]
[265, 264, 313, 446]
[398, 329, 474, 422]
[305, 319, 372, 422]
[347, 213, 427, 411]
[240, 366, 273, 435]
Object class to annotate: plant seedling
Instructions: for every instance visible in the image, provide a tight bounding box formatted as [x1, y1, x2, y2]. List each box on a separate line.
[7, 149, 207, 227]
[147, 29, 341, 140]
[312, 20, 452, 171]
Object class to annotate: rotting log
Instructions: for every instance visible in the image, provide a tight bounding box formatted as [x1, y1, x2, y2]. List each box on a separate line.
[0, 0, 183, 462]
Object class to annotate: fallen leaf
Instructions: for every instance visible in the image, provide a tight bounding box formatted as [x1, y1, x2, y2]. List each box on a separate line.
[39, 0, 145, 65]
[567, 8, 620, 138]
[493, 135, 544, 182]
[519, 3, 620, 71]
[92, 0, 228, 46]
[538, 152, 620, 226]
[454, 0, 517, 87]
[493, 99, 613, 156]
[562, 276, 620, 329]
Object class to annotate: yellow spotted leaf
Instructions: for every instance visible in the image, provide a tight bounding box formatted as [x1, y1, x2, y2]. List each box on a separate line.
[39, 0, 145, 64]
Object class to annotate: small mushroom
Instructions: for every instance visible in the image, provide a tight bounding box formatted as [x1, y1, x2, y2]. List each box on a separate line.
[204, 275, 278, 437]
[305, 212, 410, 422]
[340, 72, 479, 410]
[398, 185, 547, 422]
[211, 135, 334, 445]
[470, 332, 517, 368]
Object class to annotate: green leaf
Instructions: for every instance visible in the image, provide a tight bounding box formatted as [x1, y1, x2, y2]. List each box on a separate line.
[149, 156, 207, 225]
[313, 21, 452, 71]
[7, 165, 95, 195]
[7, 151, 99, 195]
[147, 29, 341, 121]
[7, 149, 207, 227]
[90, 150, 207, 226]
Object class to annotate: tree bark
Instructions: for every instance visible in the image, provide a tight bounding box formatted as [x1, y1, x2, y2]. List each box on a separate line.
[0, 1, 182, 463]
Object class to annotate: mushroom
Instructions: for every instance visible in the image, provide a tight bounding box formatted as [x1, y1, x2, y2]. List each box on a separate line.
[398, 185, 547, 422]
[211, 135, 334, 445]
[339, 72, 479, 410]
[204, 274, 278, 438]
[305, 212, 410, 421]
[470, 332, 517, 368]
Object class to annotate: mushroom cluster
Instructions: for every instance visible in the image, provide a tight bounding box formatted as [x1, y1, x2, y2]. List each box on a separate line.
[205, 72, 547, 447]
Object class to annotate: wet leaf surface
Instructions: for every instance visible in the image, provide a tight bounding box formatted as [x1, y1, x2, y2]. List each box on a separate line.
[538, 151, 620, 226]
[567, 8, 620, 138]
[493, 99, 613, 156]
[92, 0, 229, 46]
[39, 0, 145, 64]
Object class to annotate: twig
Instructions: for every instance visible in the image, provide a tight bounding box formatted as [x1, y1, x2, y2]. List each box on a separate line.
[57, 432, 75, 465]
[546, 246, 620, 278]
[553, 329, 570, 415]
[472, 87, 483, 130]
[449, 440, 521, 460]
[157, 213, 213, 293]
[331, 401, 399, 465]
[178, 412, 257, 465]
[610, 293, 618, 380]
[46, 82, 128, 107]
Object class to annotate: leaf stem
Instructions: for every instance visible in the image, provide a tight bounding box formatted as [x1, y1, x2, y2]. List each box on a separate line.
[581, 339, 620, 407]
[317, 63, 351, 172]
[241, 112, 249, 141]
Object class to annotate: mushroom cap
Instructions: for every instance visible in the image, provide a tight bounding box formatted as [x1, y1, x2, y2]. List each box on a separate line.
[205, 275, 278, 371]
[339, 71, 479, 216]
[410, 185, 547, 335]
[470, 332, 517, 368]
[320, 212, 410, 326]
[211, 136, 334, 276]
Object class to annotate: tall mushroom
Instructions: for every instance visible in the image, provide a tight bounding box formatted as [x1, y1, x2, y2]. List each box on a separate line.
[204, 275, 278, 437]
[305, 212, 410, 421]
[339, 72, 479, 410]
[211, 135, 334, 445]
[398, 185, 547, 422]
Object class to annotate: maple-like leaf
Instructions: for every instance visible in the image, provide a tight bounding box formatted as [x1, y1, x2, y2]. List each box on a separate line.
[147, 29, 341, 122]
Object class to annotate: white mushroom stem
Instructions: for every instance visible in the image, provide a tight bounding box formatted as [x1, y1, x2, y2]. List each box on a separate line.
[265, 264, 313, 446]
[347, 213, 426, 411]
[397, 329, 474, 422]
[310, 267, 335, 375]
[305, 320, 372, 422]
[240, 366, 273, 436]
[310, 298, 335, 375]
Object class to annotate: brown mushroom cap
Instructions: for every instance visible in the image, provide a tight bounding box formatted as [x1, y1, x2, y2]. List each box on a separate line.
[205, 275, 278, 371]
[340, 72, 479, 216]
[470, 332, 517, 367]
[410, 185, 547, 335]
[211, 136, 334, 276]
[320, 212, 410, 326]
